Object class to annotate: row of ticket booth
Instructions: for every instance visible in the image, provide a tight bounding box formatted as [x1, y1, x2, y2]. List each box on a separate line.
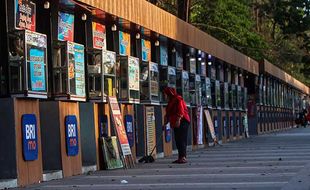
[0, 0, 308, 189]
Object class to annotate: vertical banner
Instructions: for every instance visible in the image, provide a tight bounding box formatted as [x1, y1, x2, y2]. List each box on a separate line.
[22, 114, 38, 161]
[160, 44, 168, 66]
[119, 31, 131, 56]
[145, 107, 156, 155]
[141, 39, 151, 62]
[92, 22, 106, 50]
[58, 12, 74, 41]
[74, 43, 85, 97]
[204, 110, 216, 141]
[128, 57, 140, 91]
[197, 106, 203, 145]
[15, 0, 36, 31]
[65, 115, 79, 156]
[29, 49, 45, 91]
[108, 96, 132, 156]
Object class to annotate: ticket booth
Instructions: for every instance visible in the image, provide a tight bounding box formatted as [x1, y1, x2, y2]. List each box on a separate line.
[0, 0, 48, 187]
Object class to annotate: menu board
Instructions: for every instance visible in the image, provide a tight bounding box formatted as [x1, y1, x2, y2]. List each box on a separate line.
[119, 31, 131, 56]
[128, 57, 139, 91]
[160, 44, 168, 66]
[74, 43, 85, 97]
[141, 39, 151, 62]
[58, 12, 74, 41]
[92, 22, 106, 50]
[15, 0, 36, 31]
[26, 31, 47, 91]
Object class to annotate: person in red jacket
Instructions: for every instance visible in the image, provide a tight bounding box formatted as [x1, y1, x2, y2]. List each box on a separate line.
[163, 87, 190, 164]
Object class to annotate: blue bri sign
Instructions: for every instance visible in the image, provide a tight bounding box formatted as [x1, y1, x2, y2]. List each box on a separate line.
[22, 114, 38, 161]
[65, 115, 79, 156]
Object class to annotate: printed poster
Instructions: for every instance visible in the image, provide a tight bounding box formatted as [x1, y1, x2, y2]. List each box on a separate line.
[146, 107, 156, 155]
[29, 49, 45, 91]
[58, 12, 74, 41]
[204, 110, 216, 140]
[119, 31, 131, 56]
[160, 44, 168, 66]
[150, 62, 159, 96]
[108, 96, 132, 156]
[92, 22, 106, 49]
[128, 57, 140, 91]
[141, 39, 151, 62]
[74, 43, 85, 97]
[15, 0, 36, 31]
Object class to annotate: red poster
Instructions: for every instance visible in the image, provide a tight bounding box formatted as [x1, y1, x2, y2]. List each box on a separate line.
[108, 96, 132, 156]
[92, 22, 106, 49]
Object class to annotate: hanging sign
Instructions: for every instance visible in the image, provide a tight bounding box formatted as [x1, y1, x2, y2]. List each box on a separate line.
[74, 43, 85, 97]
[108, 96, 132, 156]
[146, 107, 156, 155]
[15, 0, 36, 31]
[58, 12, 74, 41]
[65, 115, 79, 156]
[22, 114, 38, 161]
[92, 22, 106, 50]
[141, 39, 151, 62]
[119, 31, 131, 56]
[160, 44, 168, 66]
[124, 115, 134, 148]
[204, 110, 216, 140]
[128, 57, 140, 91]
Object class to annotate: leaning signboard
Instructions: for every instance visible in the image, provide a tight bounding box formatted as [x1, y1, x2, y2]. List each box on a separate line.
[108, 96, 132, 156]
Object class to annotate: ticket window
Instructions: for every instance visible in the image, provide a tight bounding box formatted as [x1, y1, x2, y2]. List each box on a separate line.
[159, 66, 176, 103]
[117, 55, 140, 104]
[8, 30, 48, 98]
[176, 70, 190, 105]
[140, 62, 160, 104]
[87, 49, 116, 102]
[52, 41, 86, 101]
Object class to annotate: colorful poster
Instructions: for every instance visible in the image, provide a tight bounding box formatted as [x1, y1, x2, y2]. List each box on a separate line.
[146, 106, 156, 156]
[101, 136, 123, 169]
[29, 49, 45, 91]
[92, 22, 106, 49]
[119, 31, 131, 56]
[160, 45, 168, 66]
[67, 42, 75, 94]
[141, 39, 151, 62]
[128, 57, 140, 91]
[15, 0, 36, 31]
[65, 115, 79, 156]
[25, 30, 47, 48]
[108, 96, 132, 156]
[58, 12, 74, 41]
[74, 43, 85, 97]
[22, 114, 38, 161]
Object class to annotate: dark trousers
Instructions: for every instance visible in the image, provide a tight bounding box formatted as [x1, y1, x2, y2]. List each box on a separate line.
[174, 119, 189, 158]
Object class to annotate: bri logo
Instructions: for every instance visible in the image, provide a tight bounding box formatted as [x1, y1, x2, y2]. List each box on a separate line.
[65, 115, 79, 156]
[22, 114, 38, 161]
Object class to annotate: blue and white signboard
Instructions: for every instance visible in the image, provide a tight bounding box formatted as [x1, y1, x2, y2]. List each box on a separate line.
[124, 115, 134, 147]
[65, 115, 79, 156]
[30, 49, 46, 91]
[22, 114, 38, 161]
[165, 123, 171, 143]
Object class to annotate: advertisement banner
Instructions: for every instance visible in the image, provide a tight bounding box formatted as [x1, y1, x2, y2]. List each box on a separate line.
[128, 57, 140, 91]
[108, 96, 132, 156]
[92, 22, 106, 50]
[65, 115, 79, 156]
[119, 31, 131, 56]
[22, 114, 38, 161]
[160, 45, 168, 66]
[146, 107, 156, 155]
[15, 0, 36, 31]
[58, 12, 74, 41]
[141, 39, 151, 62]
[204, 110, 216, 140]
[29, 48, 45, 91]
[74, 43, 85, 97]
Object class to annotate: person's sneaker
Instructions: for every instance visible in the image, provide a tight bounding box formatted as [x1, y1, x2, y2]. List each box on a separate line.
[178, 157, 187, 164]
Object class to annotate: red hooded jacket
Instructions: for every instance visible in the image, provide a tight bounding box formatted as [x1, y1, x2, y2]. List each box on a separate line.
[164, 87, 190, 128]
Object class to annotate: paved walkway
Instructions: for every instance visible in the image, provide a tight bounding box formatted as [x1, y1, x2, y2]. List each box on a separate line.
[19, 128, 310, 190]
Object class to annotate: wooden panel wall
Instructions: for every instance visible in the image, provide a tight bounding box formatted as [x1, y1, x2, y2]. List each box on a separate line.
[59, 101, 82, 177]
[161, 107, 172, 157]
[77, 0, 259, 75]
[93, 104, 100, 170]
[14, 99, 43, 186]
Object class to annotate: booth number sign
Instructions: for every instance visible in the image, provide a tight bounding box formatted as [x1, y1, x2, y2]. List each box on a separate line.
[22, 114, 38, 161]
[65, 115, 79, 156]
